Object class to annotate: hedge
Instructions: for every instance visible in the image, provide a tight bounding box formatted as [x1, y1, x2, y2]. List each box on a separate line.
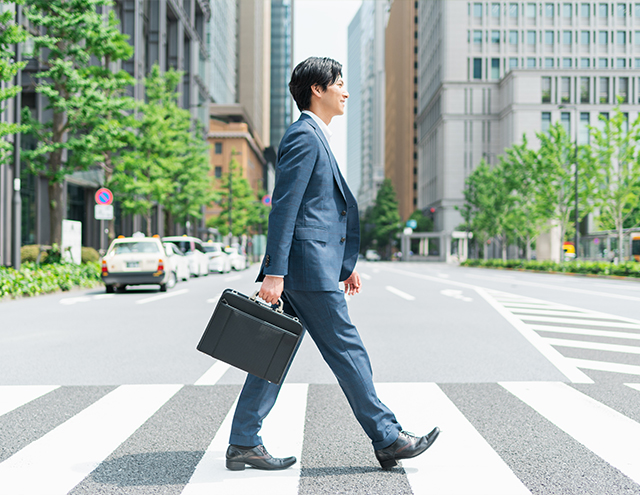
[0, 262, 102, 299]
[461, 258, 640, 278]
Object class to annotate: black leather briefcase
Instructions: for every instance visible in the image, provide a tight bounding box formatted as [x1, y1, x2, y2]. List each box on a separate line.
[197, 289, 303, 384]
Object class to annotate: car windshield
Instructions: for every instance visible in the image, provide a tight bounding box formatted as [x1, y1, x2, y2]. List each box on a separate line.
[112, 242, 159, 254]
[203, 244, 221, 253]
[165, 240, 191, 253]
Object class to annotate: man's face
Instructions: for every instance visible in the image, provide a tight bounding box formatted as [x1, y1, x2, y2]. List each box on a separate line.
[315, 76, 349, 118]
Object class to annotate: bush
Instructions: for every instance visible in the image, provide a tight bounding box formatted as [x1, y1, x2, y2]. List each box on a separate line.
[81, 246, 100, 263]
[461, 258, 640, 278]
[21, 245, 47, 263]
[0, 261, 102, 299]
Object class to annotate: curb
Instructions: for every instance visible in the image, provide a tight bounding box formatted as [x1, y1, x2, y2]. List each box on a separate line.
[461, 265, 640, 283]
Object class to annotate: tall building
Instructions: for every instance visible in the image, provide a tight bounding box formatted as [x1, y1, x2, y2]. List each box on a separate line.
[417, 0, 640, 232]
[347, 1, 388, 213]
[347, 9, 363, 200]
[209, 0, 237, 105]
[270, 0, 293, 150]
[385, 0, 418, 221]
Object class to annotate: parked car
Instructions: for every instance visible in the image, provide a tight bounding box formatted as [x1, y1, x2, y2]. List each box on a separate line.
[163, 242, 190, 282]
[101, 235, 177, 293]
[365, 249, 381, 261]
[162, 236, 209, 277]
[225, 246, 247, 271]
[203, 241, 231, 274]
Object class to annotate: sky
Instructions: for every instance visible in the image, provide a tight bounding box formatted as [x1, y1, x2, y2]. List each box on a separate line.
[292, 0, 363, 175]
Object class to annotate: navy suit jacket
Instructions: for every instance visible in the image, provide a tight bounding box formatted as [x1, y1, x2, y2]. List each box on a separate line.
[257, 113, 360, 291]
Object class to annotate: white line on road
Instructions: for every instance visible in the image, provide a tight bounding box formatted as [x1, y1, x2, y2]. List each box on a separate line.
[567, 358, 640, 376]
[626, 383, 640, 392]
[543, 337, 640, 355]
[476, 288, 593, 383]
[385, 286, 415, 301]
[59, 296, 92, 305]
[516, 315, 640, 329]
[182, 384, 308, 495]
[136, 289, 189, 305]
[376, 383, 530, 495]
[0, 384, 182, 495]
[440, 289, 473, 302]
[501, 382, 640, 484]
[194, 361, 231, 385]
[0, 386, 59, 417]
[531, 324, 640, 341]
[360, 272, 372, 280]
[224, 275, 242, 282]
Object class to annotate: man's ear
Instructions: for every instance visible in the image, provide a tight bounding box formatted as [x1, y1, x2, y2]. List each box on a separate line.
[310, 84, 323, 98]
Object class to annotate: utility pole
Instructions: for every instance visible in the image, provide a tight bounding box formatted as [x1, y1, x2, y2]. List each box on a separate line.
[11, 4, 22, 270]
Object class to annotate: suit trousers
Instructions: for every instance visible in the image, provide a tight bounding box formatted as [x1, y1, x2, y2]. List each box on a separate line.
[228, 289, 402, 451]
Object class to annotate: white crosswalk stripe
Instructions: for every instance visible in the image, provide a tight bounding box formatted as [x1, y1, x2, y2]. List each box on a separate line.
[0, 381, 640, 494]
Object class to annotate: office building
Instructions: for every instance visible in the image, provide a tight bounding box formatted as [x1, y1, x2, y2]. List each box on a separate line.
[210, 0, 237, 105]
[270, 0, 293, 150]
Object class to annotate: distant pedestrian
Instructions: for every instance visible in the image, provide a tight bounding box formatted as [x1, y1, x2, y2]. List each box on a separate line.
[225, 56, 440, 472]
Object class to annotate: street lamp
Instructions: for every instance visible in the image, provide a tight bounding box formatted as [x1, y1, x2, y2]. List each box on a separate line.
[559, 104, 579, 260]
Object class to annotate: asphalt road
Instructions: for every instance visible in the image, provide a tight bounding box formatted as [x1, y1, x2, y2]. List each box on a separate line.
[1, 261, 639, 494]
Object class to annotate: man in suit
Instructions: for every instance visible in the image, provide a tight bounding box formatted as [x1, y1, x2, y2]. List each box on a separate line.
[225, 57, 439, 471]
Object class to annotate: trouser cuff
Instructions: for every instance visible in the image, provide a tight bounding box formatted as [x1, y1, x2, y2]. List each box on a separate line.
[229, 433, 263, 447]
[373, 427, 401, 450]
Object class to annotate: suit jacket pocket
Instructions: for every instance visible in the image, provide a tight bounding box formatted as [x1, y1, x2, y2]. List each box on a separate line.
[294, 226, 329, 242]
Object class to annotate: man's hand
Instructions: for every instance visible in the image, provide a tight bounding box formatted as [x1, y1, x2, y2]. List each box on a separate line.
[258, 275, 284, 305]
[344, 270, 362, 296]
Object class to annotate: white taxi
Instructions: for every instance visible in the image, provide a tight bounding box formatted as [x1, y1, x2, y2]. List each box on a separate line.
[101, 235, 176, 293]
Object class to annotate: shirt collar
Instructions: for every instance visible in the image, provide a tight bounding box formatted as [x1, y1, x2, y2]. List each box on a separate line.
[302, 110, 332, 143]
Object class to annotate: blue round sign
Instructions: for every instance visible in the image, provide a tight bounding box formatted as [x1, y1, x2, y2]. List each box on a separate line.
[262, 195, 272, 206]
[406, 219, 417, 229]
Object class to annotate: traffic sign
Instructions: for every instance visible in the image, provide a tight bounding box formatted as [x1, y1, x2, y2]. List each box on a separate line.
[406, 219, 417, 229]
[95, 188, 113, 205]
[95, 204, 114, 220]
[262, 195, 272, 206]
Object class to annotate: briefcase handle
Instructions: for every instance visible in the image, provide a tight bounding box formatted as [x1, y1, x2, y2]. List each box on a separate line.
[250, 291, 284, 314]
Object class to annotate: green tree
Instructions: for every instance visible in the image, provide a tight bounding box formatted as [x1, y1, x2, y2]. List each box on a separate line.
[589, 108, 640, 261]
[407, 209, 433, 232]
[0, 0, 27, 166]
[370, 179, 402, 259]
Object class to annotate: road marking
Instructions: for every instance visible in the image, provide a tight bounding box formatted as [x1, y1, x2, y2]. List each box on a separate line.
[476, 289, 593, 383]
[360, 272, 372, 280]
[136, 288, 189, 305]
[566, 358, 640, 376]
[501, 382, 640, 485]
[224, 275, 242, 282]
[182, 383, 308, 495]
[92, 294, 116, 300]
[626, 383, 640, 392]
[516, 315, 640, 329]
[531, 324, 640, 341]
[194, 361, 231, 385]
[59, 296, 92, 305]
[440, 289, 473, 302]
[543, 337, 640, 355]
[0, 384, 182, 495]
[0, 386, 59, 417]
[376, 383, 530, 495]
[510, 309, 590, 316]
[385, 286, 415, 301]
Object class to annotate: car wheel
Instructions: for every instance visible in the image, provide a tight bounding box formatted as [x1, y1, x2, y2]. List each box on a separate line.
[116, 284, 127, 293]
[159, 283, 167, 292]
[105, 284, 114, 294]
[167, 271, 177, 289]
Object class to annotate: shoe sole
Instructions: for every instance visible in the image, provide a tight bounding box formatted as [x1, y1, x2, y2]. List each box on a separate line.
[225, 459, 297, 471]
[379, 427, 441, 470]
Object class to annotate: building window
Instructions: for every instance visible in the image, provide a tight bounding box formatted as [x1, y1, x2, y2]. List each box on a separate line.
[215, 142, 223, 154]
[636, 4, 640, 17]
[509, 30, 519, 45]
[562, 31, 572, 46]
[509, 3, 519, 18]
[544, 3, 554, 18]
[580, 77, 590, 103]
[527, 57, 537, 67]
[526, 3, 536, 18]
[579, 113, 590, 144]
[563, 57, 573, 68]
[491, 58, 500, 79]
[580, 3, 591, 18]
[560, 77, 571, 103]
[562, 3, 573, 18]
[636, 58, 640, 68]
[473, 58, 482, 79]
[580, 57, 591, 68]
[542, 112, 552, 133]
[491, 30, 500, 44]
[509, 57, 518, 69]
[598, 31, 608, 45]
[580, 31, 590, 46]
[542, 77, 552, 102]
[561, 112, 571, 136]
[636, 31, 640, 45]
[600, 77, 609, 103]
[491, 3, 501, 18]
[617, 58, 627, 68]
[545, 57, 555, 67]
[473, 30, 483, 46]
[214, 166, 222, 178]
[545, 30, 555, 45]
[619, 77, 629, 103]
[599, 3, 609, 18]
[598, 57, 609, 67]
[473, 3, 483, 18]
[617, 3, 627, 17]
[527, 30, 537, 46]
[617, 31, 626, 45]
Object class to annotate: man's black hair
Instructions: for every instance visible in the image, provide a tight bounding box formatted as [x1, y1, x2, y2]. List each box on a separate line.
[289, 57, 342, 112]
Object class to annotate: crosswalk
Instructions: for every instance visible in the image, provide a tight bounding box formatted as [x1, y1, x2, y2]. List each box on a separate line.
[484, 289, 640, 379]
[1, 380, 640, 494]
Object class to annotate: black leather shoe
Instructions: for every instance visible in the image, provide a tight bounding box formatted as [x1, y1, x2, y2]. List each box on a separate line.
[375, 428, 440, 469]
[225, 444, 297, 471]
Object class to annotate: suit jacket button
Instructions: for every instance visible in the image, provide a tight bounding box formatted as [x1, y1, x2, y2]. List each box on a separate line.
[340, 237, 346, 243]
[341, 210, 346, 216]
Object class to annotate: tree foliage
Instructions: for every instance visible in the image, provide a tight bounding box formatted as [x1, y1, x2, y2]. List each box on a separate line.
[368, 179, 402, 258]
